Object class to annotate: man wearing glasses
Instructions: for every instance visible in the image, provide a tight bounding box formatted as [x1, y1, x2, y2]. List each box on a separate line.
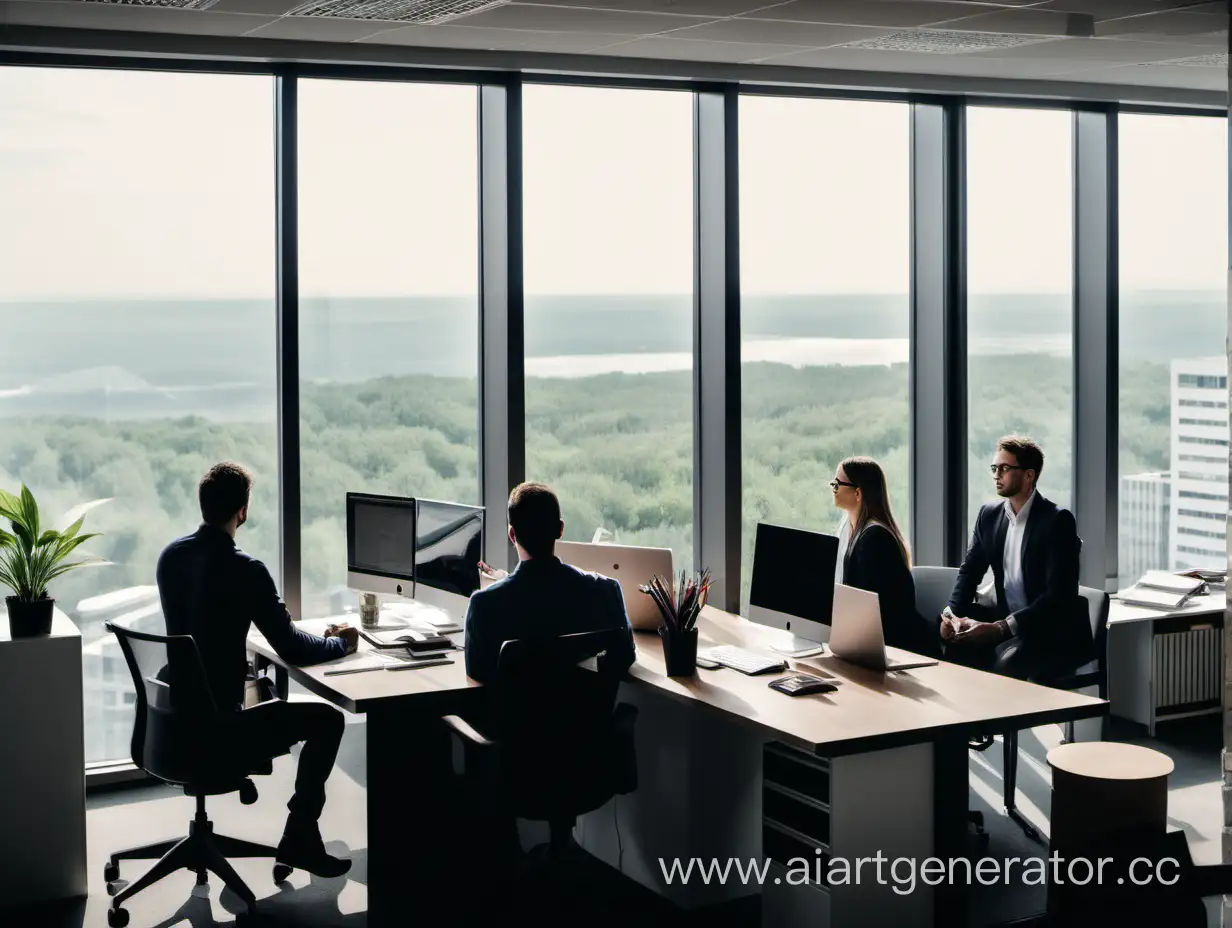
[941, 435, 1092, 680]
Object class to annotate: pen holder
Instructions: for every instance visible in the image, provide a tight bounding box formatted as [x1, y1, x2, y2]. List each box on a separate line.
[659, 625, 698, 677]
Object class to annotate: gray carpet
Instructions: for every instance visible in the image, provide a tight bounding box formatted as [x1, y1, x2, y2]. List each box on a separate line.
[17, 711, 1222, 928]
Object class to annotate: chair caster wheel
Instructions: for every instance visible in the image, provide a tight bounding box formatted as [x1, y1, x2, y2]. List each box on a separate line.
[107, 907, 130, 928]
[273, 863, 293, 883]
[103, 863, 119, 883]
[239, 780, 259, 805]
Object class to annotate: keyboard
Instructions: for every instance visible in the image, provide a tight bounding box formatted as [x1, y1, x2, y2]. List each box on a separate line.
[699, 646, 787, 676]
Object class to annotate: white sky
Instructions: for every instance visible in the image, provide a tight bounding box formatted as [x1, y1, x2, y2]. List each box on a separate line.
[0, 67, 1225, 300]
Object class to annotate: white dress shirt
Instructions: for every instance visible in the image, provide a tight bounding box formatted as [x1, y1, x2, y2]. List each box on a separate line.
[836, 517, 852, 584]
[1001, 491, 1037, 636]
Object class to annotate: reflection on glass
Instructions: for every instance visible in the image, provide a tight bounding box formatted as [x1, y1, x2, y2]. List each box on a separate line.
[522, 84, 694, 563]
[1117, 114, 1227, 586]
[0, 68, 277, 764]
[966, 107, 1074, 522]
[739, 96, 911, 610]
[297, 79, 479, 618]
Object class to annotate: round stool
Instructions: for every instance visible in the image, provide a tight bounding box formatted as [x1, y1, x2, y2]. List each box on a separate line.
[1046, 742, 1174, 922]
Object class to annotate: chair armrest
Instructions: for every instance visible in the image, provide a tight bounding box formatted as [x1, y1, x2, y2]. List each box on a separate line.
[442, 714, 497, 749]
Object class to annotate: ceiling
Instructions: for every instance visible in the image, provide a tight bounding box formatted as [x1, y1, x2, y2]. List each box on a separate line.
[0, 0, 1226, 96]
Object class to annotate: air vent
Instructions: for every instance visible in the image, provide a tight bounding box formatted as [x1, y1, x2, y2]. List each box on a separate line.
[286, 0, 510, 24]
[80, 0, 219, 7]
[1140, 53, 1228, 68]
[839, 29, 1058, 55]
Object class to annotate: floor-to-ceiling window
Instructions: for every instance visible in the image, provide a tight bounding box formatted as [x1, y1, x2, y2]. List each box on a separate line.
[966, 106, 1074, 524]
[739, 95, 911, 608]
[521, 84, 694, 564]
[0, 67, 278, 764]
[1117, 113, 1228, 586]
[296, 79, 480, 619]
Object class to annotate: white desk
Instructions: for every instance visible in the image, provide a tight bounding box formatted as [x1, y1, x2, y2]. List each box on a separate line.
[249, 607, 1105, 928]
[1107, 590, 1224, 735]
[0, 610, 86, 908]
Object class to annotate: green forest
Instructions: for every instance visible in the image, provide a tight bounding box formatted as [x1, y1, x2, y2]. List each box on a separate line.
[0, 353, 1171, 623]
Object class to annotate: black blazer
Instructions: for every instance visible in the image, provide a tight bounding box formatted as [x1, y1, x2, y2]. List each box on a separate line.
[843, 523, 940, 659]
[948, 493, 1092, 664]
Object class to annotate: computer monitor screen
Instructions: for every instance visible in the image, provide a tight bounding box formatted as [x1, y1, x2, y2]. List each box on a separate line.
[749, 522, 838, 628]
[346, 493, 417, 593]
[414, 499, 484, 597]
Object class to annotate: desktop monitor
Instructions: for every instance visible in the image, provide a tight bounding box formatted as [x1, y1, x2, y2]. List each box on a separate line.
[414, 499, 485, 603]
[748, 522, 839, 657]
[346, 493, 417, 599]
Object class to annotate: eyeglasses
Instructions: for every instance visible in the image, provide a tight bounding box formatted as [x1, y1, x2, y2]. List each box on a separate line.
[829, 479, 857, 490]
[989, 464, 1025, 476]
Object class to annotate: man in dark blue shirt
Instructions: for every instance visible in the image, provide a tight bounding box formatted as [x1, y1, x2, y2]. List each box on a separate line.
[464, 482, 635, 684]
[156, 462, 357, 878]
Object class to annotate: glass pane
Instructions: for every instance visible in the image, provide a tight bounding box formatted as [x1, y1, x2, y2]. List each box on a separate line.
[1118, 114, 1227, 586]
[966, 107, 1074, 521]
[297, 79, 479, 619]
[739, 96, 911, 610]
[0, 68, 277, 764]
[522, 85, 694, 562]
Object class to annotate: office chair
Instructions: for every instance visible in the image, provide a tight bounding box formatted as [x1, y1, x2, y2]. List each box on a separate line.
[443, 628, 638, 858]
[103, 622, 282, 928]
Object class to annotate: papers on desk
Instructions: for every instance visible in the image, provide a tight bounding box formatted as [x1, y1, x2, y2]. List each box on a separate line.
[1137, 570, 1206, 596]
[322, 651, 401, 675]
[1116, 570, 1208, 610]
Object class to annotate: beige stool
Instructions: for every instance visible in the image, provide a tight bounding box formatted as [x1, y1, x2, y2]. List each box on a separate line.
[1046, 742, 1174, 920]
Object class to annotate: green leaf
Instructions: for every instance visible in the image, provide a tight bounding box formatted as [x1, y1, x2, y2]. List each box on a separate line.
[55, 499, 110, 533]
[0, 488, 20, 521]
[0, 528, 14, 549]
[37, 529, 60, 548]
[18, 485, 39, 541]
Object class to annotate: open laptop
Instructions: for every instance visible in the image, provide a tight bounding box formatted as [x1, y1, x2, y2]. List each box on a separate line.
[555, 540, 673, 631]
[828, 583, 939, 673]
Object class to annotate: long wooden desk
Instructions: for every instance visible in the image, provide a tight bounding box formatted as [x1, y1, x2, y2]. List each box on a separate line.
[249, 606, 1106, 928]
[1107, 590, 1224, 734]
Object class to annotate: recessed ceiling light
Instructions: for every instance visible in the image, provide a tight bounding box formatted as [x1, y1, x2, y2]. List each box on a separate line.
[839, 29, 1059, 56]
[1139, 52, 1228, 68]
[79, 0, 220, 8]
[286, 0, 510, 24]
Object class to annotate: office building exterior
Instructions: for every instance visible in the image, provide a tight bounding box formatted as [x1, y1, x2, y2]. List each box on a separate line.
[1168, 357, 1229, 572]
[1119, 471, 1170, 586]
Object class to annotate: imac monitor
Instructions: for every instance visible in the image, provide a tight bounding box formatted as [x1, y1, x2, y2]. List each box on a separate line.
[414, 499, 485, 602]
[555, 541, 673, 631]
[748, 522, 839, 657]
[346, 493, 417, 599]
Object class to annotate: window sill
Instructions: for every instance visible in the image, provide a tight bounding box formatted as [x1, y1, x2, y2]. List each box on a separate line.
[86, 761, 152, 792]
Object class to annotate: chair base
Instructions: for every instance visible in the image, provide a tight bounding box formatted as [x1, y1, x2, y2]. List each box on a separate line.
[106, 797, 278, 924]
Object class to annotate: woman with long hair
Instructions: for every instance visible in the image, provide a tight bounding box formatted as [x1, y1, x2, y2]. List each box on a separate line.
[831, 456, 939, 658]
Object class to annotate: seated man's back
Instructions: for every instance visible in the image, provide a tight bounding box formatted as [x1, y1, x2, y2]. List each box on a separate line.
[465, 557, 634, 684]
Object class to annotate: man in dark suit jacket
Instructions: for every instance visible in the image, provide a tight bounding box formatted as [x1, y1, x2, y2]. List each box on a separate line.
[464, 482, 635, 684]
[157, 462, 357, 878]
[944, 436, 1093, 681]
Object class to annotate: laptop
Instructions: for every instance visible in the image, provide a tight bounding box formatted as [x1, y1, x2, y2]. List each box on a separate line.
[555, 540, 674, 631]
[828, 583, 939, 673]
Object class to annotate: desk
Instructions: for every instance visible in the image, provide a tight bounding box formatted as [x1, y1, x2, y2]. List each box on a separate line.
[1107, 591, 1224, 735]
[249, 606, 1105, 928]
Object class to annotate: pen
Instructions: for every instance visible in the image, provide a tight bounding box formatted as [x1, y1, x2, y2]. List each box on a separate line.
[324, 665, 386, 676]
[386, 659, 454, 671]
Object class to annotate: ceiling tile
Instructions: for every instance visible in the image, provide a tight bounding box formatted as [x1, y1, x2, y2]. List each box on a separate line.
[211, 0, 303, 13]
[357, 22, 544, 46]
[597, 35, 812, 62]
[667, 19, 895, 46]
[484, 30, 639, 52]
[533, 0, 793, 15]
[0, 0, 277, 34]
[444, 2, 714, 34]
[930, 9, 1092, 36]
[243, 16, 396, 40]
[758, 44, 1085, 77]
[975, 35, 1227, 61]
[1096, 11, 1227, 39]
[743, 1, 1010, 28]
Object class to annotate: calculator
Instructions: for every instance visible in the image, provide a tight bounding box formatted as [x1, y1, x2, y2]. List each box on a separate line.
[768, 672, 840, 697]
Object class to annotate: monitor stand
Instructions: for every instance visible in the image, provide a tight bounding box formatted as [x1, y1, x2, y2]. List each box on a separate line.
[769, 637, 826, 659]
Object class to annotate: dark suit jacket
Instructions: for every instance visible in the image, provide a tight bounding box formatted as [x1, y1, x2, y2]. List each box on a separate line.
[948, 494, 1092, 664]
[156, 524, 344, 711]
[464, 556, 636, 685]
[843, 523, 940, 658]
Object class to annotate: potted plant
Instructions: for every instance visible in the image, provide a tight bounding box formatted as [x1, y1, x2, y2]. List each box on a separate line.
[0, 485, 107, 637]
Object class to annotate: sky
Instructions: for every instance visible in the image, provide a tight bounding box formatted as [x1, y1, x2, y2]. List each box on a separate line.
[0, 66, 1226, 300]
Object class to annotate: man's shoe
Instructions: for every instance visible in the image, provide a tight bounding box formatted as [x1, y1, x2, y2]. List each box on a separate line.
[276, 823, 352, 879]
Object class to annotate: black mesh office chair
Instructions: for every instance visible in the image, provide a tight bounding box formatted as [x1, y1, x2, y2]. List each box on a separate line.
[103, 622, 281, 928]
[443, 628, 638, 856]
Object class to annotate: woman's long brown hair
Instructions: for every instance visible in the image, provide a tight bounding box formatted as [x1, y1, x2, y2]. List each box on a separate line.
[839, 456, 912, 569]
